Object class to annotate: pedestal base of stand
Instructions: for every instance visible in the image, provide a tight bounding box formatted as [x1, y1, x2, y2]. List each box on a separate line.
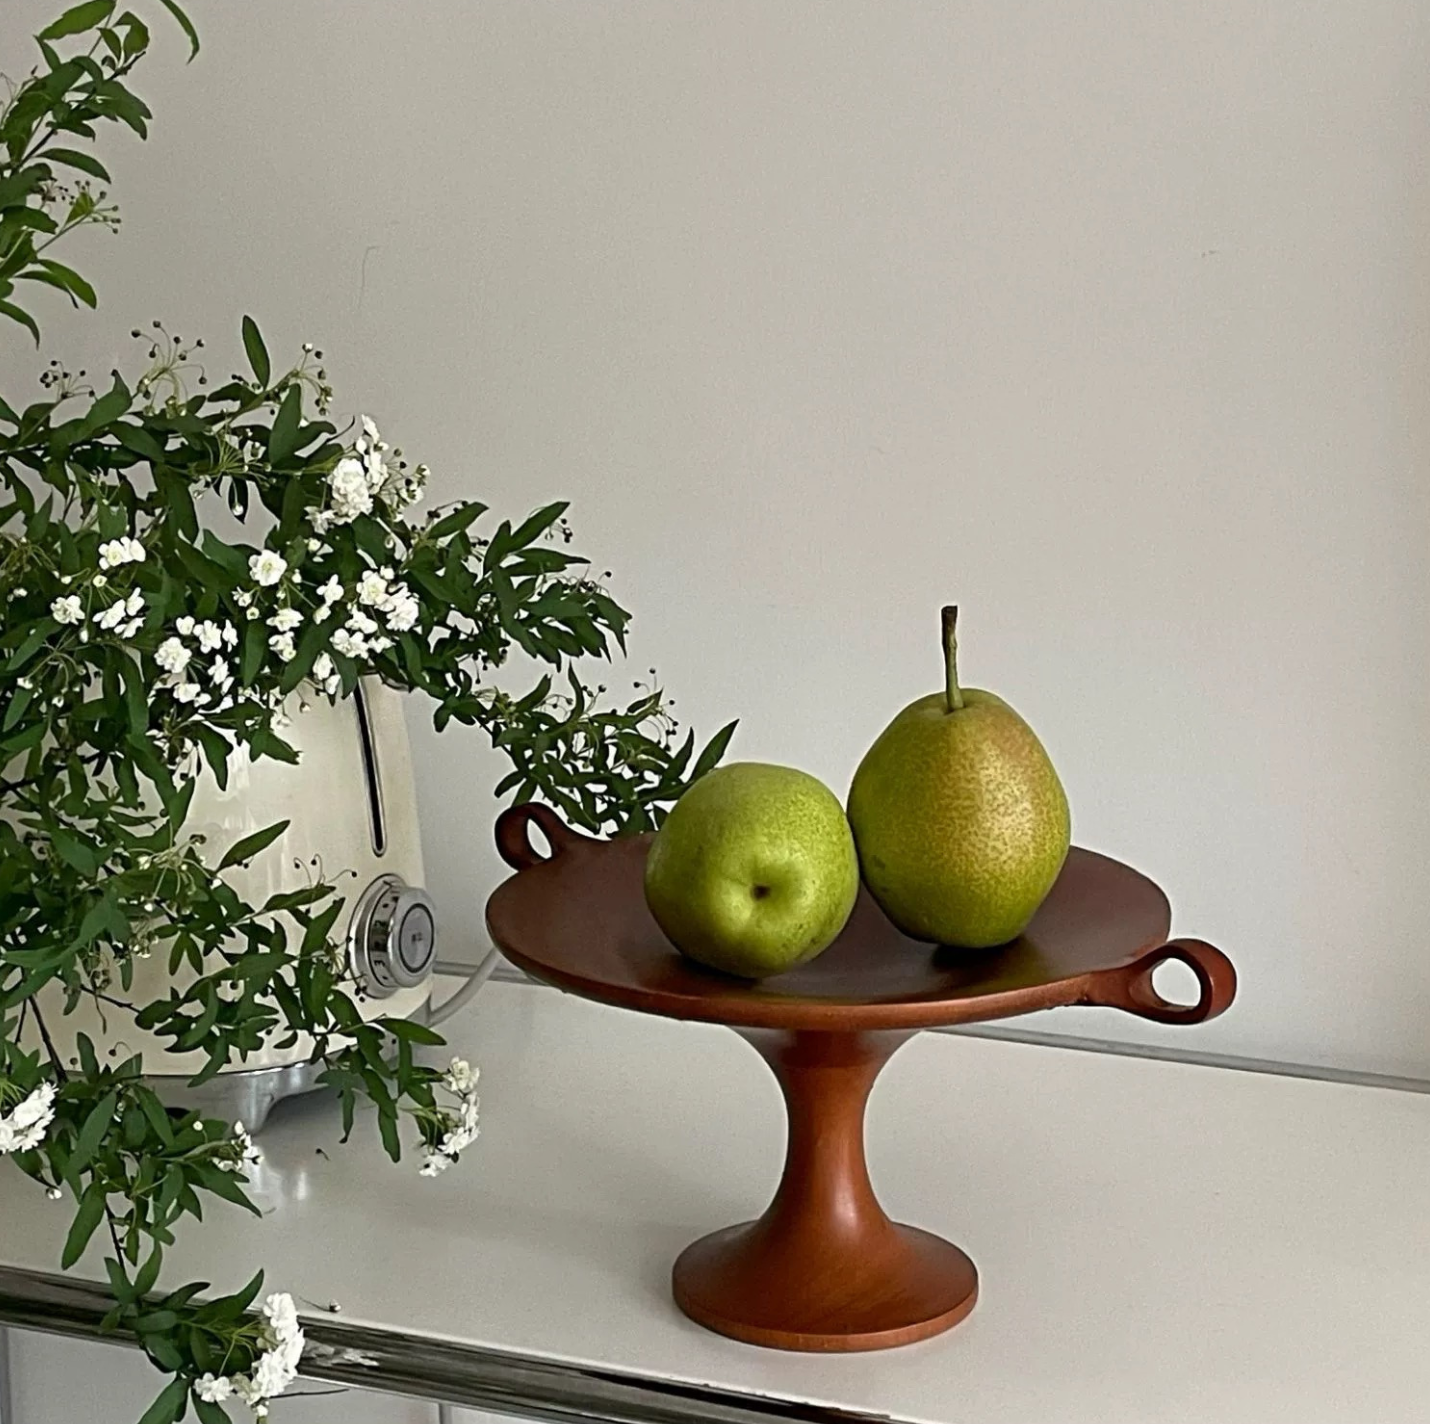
[669, 1027, 978, 1352]
[673, 1220, 978, 1352]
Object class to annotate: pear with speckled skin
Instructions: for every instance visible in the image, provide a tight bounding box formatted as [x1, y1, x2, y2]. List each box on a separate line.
[645, 763, 860, 979]
[847, 608, 1070, 949]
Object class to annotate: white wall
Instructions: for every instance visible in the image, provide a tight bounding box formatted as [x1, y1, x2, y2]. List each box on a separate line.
[2, 1, 1428, 1076]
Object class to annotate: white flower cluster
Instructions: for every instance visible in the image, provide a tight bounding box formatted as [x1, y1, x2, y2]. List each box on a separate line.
[310, 651, 341, 698]
[194, 1292, 304, 1419]
[325, 565, 417, 661]
[217, 1120, 263, 1175]
[95, 590, 145, 638]
[310, 417, 425, 533]
[155, 616, 239, 708]
[0, 1081, 57, 1156]
[98, 536, 146, 569]
[419, 1058, 481, 1178]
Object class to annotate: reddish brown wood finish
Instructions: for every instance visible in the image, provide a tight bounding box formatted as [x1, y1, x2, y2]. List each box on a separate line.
[672, 1028, 978, 1350]
[486, 803, 1236, 1352]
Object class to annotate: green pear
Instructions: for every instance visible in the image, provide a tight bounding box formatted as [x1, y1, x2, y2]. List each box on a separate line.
[644, 762, 859, 979]
[848, 607, 1070, 948]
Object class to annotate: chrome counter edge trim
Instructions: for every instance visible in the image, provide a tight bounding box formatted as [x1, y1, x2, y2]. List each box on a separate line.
[0, 1265, 902, 1424]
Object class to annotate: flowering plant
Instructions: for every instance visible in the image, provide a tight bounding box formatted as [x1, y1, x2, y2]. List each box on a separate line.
[0, 6, 732, 1421]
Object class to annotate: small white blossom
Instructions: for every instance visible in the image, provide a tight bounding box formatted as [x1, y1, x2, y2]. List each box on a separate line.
[195, 620, 223, 652]
[419, 1150, 454, 1177]
[249, 550, 288, 587]
[263, 1292, 300, 1343]
[269, 631, 296, 663]
[0, 1081, 57, 1155]
[234, 589, 253, 609]
[222, 623, 238, 647]
[221, 1291, 304, 1417]
[385, 589, 420, 633]
[269, 607, 303, 633]
[368, 635, 393, 654]
[356, 570, 389, 607]
[175, 615, 196, 636]
[327, 457, 373, 523]
[318, 577, 343, 605]
[125, 591, 144, 616]
[95, 600, 129, 632]
[331, 628, 366, 659]
[172, 681, 203, 705]
[219, 1120, 262, 1174]
[97, 536, 145, 569]
[347, 609, 379, 637]
[444, 1059, 479, 1095]
[312, 652, 341, 696]
[155, 638, 190, 675]
[50, 594, 84, 625]
[194, 1375, 233, 1404]
[92, 573, 108, 589]
[210, 657, 233, 689]
[45, 1186, 62, 1201]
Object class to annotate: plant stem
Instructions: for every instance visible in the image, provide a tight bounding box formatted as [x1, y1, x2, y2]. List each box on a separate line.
[942, 604, 964, 712]
[30, 1004, 68, 1082]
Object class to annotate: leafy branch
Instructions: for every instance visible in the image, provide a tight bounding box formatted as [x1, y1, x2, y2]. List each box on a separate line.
[0, 5, 733, 1421]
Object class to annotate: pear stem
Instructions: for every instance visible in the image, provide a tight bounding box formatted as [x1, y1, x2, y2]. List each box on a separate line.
[942, 605, 964, 713]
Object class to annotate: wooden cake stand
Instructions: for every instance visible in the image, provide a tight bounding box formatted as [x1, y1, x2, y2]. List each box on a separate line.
[485, 803, 1237, 1354]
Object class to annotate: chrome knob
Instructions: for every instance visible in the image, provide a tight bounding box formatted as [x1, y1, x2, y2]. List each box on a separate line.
[349, 874, 437, 997]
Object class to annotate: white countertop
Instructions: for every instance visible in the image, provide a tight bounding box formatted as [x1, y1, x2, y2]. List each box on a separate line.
[2, 980, 1428, 1424]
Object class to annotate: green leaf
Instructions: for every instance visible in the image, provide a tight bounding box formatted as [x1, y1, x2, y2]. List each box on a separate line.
[70, 1090, 120, 1176]
[240, 617, 265, 684]
[77, 890, 128, 947]
[241, 314, 269, 387]
[60, 1182, 107, 1268]
[78, 373, 132, 436]
[382, 1017, 445, 1046]
[194, 1398, 229, 1424]
[688, 719, 738, 784]
[38, 1, 116, 41]
[267, 383, 302, 465]
[51, 827, 99, 875]
[508, 500, 569, 551]
[113, 421, 164, 462]
[133, 1244, 163, 1298]
[44, 147, 110, 181]
[217, 819, 290, 871]
[155, 0, 200, 59]
[136, 1375, 187, 1424]
[0, 300, 40, 344]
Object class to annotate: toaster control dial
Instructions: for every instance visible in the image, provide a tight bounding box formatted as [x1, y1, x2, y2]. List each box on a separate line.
[350, 875, 437, 997]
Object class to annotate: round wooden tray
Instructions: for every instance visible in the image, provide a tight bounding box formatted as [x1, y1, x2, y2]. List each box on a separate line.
[486, 803, 1237, 1353]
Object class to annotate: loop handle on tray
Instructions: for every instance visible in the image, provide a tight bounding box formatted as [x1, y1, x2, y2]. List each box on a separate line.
[1086, 938, 1237, 1024]
[495, 802, 586, 871]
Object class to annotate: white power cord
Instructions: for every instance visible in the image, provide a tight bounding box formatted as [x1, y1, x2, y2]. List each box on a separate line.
[425, 947, 501, 1029]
